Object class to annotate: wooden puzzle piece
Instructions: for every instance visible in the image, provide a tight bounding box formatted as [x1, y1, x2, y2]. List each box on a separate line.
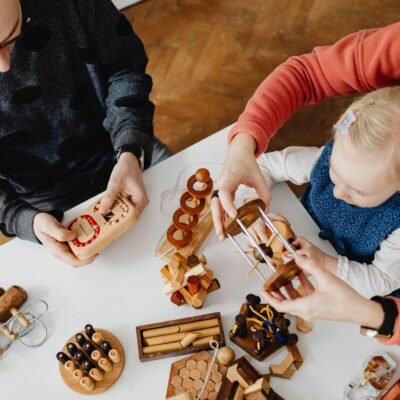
[156, 168, 214, 262]
[0, 285, 28, 323]
[66, 194, 137, 260]
[136, 312, 226, 362]
[229, 294, 298, 362]
[166, 351, 227, 399]
[57, 326, 125, 394]
[269, 345, 303, 379]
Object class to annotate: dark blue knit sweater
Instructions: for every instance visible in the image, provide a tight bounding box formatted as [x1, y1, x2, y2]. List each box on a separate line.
[301, 141, 400, 264]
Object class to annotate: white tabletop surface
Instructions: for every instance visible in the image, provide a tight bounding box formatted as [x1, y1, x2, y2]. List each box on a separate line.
[1, 126, 399, 400]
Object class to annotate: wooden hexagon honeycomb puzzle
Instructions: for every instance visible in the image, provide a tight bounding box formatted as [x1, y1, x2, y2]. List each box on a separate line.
[166, 351, 227, 400]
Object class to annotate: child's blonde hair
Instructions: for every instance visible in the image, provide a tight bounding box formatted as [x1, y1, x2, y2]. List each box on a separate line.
[333, 86, 400, 182]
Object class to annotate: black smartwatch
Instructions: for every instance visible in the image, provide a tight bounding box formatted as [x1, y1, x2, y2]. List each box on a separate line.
[115, 144, 144, 170]
[360, 296, 398, 339]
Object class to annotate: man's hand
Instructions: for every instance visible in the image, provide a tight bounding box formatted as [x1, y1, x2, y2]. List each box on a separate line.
[33, 213, 97, 267]
[250, 212, 289, 243]
[98, 152, 149, 215]
[211, 133, 271, 241]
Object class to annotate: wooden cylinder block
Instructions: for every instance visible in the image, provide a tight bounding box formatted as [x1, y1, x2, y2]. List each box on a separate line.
[109, 349, 121, 364]
[98, 357, 113, 372]
[64, 360, 76, 373]
[0, 286, 28, 323]
[91, 350, 101, 362]
[89, 368, 104, 382]
[10, 307, 30, 328]
[72, 369, 84, 381]
[92, 332, 103, 344]
[80, 376, 96, 391]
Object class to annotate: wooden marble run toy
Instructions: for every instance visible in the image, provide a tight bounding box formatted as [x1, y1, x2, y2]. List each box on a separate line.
[344, 352, 397, 400]
[160, 252, 220, 309]
[156, 168, 214, 261]
[0, 285, 48, 357]
[66, 194, 137, 260]
[57, 324, 125, 394]
[223, 199, 302, 293]
[229, 294, 299, 363]
[136, 312, 226, 362]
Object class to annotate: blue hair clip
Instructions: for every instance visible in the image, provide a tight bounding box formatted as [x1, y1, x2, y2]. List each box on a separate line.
[334, 110, 356, 135]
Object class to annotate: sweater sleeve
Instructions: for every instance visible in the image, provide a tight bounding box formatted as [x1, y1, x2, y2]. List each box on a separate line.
[228, 22, 400, 156]
[379, 297, 400, 346]
[80, 0, 155, 168]
[0, 179, 41, 243]
[336, 229, 400, 298]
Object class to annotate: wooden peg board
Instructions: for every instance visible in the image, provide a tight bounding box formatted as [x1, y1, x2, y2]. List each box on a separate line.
[229, 300, 298, 362]
[66, 195, 137, 260]
[166, 351, 227, 400]
[136, 312, 225, 362]
[59, 329, 125, 395]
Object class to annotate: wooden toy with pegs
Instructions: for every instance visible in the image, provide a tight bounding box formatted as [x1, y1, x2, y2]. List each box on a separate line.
[66, 194, 137, 260]
[136, 312, 225, 362]
[156, 168, 214, 261]
[223, 198, 303, 293]
[217, 356, 285, 400]
[160, 252, 220, 309]
[57, 324, 125, 394]
[0, 285, 48, 356]
[229, 294, 298, 362]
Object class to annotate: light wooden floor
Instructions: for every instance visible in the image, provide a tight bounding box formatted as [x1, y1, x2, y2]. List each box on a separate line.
[123, 0, 400, 153]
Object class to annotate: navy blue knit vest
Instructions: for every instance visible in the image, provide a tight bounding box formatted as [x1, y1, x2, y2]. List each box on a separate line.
[301, 141, 400, 264]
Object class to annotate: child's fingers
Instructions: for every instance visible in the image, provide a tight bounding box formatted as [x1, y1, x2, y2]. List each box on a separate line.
[293, 236, 310, 248]
[266, 212, 288, 224]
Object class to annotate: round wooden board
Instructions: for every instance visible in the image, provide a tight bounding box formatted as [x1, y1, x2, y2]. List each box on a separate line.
[59, 329, 125, 395]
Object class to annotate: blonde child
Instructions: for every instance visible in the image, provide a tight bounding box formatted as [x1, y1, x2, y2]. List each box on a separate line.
[253, 87, 400, 298]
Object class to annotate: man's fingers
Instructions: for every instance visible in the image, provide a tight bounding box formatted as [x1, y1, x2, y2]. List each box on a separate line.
[43, 221, 75, 242]
[211, 198, 226, 241]
[42, 236, 97, 267]
[218, 188, 237, 219]
[98, 185, 119, 214]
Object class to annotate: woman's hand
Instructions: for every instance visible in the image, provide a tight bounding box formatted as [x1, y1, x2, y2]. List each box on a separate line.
[212, 133, 271, 241]
[33, 213, 97, 267]
[262, 254, 384, 329]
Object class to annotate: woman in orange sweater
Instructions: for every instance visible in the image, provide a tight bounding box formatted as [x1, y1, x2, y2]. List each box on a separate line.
[211, 22, 400, 344]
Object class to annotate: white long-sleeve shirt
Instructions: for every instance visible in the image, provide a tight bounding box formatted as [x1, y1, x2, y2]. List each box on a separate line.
[254, 146, 400, 298]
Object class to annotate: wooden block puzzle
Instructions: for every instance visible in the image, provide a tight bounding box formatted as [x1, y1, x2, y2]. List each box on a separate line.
[217, 357, 285, 400]
[229, 294, 298, 362]
[160, 252, 221, 309]
[166, 351, 227, 400]
[269, 345, 303, 379]
[136, 312, 225, 362]
[57, 325, 125, 394]
[156, 168, 214, 261]
[66, 194, 138, 260]
[381, 379, 400, 400]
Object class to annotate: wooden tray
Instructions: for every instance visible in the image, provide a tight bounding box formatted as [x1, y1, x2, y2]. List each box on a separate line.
[136, 312, 225, 362]
[59, 329, 125, 395]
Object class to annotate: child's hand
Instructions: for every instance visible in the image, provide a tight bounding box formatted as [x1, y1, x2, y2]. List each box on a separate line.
[293, 237, 338, 274]
[33, 213, 97, 267]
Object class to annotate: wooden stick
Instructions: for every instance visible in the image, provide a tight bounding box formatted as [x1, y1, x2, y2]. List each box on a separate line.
[144, 326, 220, 346]
[192, 335, 219, 347]
[142, 342, 182, 354]
[180, 333, 199, 348]
[142, 318, 219, 339]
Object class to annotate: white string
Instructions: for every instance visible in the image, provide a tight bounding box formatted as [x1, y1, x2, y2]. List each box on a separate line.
[196, 340, 219, 400]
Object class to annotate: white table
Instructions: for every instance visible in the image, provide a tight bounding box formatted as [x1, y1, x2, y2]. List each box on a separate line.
[1, 127, 399, 400]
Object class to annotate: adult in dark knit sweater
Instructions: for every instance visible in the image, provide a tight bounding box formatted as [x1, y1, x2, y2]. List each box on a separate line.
[0, 0, 171, 266]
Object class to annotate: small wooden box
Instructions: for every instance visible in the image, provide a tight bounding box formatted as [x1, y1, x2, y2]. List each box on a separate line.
[66, 195, 137, 260]
[136, 312, 225, 362]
